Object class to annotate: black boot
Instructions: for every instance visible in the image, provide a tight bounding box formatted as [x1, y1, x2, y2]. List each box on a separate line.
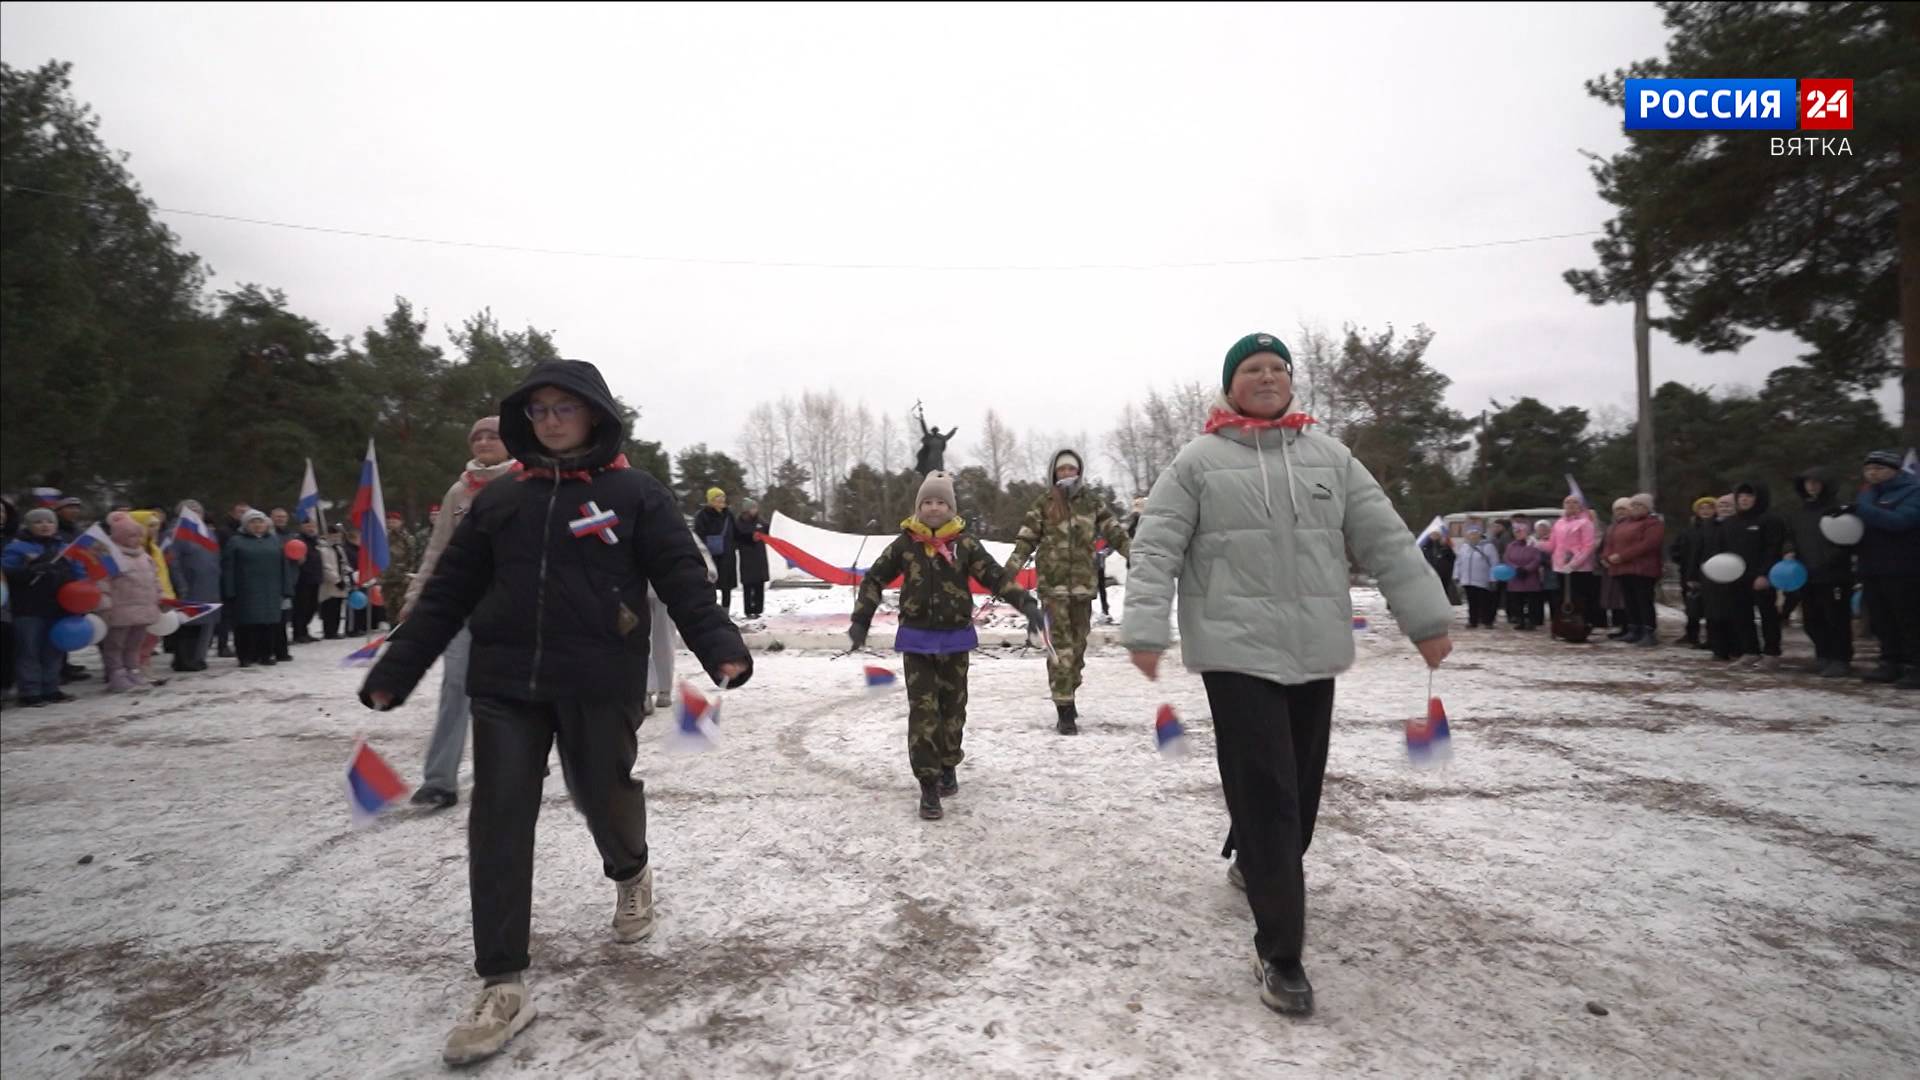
[938, 766, 959, 797]
[1607, 625, 1631, 641]
[1257, 954, 1314, 1015]
[1863, 663, 1902, 684]
[918, 779, 943, 820]
[1055, 702, 1078, 736]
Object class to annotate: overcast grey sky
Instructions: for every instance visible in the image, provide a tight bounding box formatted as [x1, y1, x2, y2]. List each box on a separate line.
[4, 2, 1886, 480]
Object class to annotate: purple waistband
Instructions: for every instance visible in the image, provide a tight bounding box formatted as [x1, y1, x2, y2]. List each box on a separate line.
[893, 624, 980, 655]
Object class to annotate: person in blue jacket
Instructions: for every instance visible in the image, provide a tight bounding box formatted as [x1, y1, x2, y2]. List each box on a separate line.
[1850, 449, 1920, 688]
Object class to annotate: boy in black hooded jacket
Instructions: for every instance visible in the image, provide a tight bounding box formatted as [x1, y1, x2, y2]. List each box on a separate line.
[360, 359, 751, 1066]
[1786, 468, 1854, 676]
[1727, 481, 1787, 668]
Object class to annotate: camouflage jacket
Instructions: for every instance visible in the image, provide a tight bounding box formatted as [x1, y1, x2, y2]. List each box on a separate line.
[380, 528, 418, 609]
[852, 518, 1029, 631]
[1004, 487, 1132, 599]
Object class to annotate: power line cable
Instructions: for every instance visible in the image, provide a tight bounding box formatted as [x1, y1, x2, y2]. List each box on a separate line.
[4, 182, 1601, 271]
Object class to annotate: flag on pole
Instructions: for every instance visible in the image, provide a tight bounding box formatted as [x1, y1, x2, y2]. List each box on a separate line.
[340, 633, 391, 668]
[666, 681, 723, 753]
[297, 458, 322, 527]
[1405, 696, 1453, 768]
[1154, 704, 1189, 758]
[165, 503, 220, 554]
[863, 665, 898, 690]
[344, 738, 408, 826]
[160, 598, 223, 624]
[1565, 473, 1587, 509]
[31, 487, 62, 508]
[349, 440, 390, 586]
[59, 524, 125, 581]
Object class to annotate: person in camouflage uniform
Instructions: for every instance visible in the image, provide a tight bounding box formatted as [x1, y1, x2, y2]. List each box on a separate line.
[850, 471, 1042, 821]
[1003, 449, 1132, 734]
[378, 510, 418, 629]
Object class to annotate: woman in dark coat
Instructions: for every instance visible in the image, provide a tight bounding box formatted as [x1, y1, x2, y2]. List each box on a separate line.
[167, 500, 223, 672]
[733, 498, 771, 619]
[693, 489, 738, 613]
[223, 510, 294, 667]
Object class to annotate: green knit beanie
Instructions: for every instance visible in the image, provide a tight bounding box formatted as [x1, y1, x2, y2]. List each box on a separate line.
[1222, 332, 1294, 393]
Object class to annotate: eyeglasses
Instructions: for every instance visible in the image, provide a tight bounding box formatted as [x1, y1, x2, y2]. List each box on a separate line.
[525, 402, 584, 423]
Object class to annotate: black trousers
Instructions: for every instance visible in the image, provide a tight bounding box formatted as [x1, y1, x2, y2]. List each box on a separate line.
[1743, 586, 1782, 656]
[716, 587, 732, 613]
[1202, 673, 1335, 967]
[271, 613, 292, 660]
[1620, 576, 1657, 632]
[292, 584, 320, 640]
[1567, 572, 1602, 625]
[370, 604, 388, 631]
[1097, 580, 1110, 617]
[1800, 581, 1853, 663]
[319, 598, 343, 639]
[741, 582, 765, 618]
[1464, 586, 1497, 627]
[469, 694, 650, 978]
[1505, 590, 1544, 628]
[235, 624, 275, 665]
[172, 624, 210, 670]
[1682, 585, 1704, 641]
[1862, 576, 1920, 667]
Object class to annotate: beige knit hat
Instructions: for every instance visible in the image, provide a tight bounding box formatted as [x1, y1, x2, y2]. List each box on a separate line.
[916, 471, 957, 510]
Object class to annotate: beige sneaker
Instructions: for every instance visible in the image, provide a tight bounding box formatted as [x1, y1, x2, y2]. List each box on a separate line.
[443, 981, 536, 1066]
[613, 865, 655, 943]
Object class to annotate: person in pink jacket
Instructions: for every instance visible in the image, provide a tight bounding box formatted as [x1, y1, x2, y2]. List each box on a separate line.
[101, 513, 164, 691]
[1539, 495, 1601, 634]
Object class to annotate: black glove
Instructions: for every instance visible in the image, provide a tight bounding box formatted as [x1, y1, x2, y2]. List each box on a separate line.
[848, 623, 868, 651]
[1020, 596, 1043, 637]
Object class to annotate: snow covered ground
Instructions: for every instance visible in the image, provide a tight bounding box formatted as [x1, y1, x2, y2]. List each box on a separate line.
[3, 589, 1916, 1078]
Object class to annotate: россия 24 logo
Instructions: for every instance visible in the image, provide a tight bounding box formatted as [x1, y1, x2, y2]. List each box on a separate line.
[1623, 78, 1853, 131]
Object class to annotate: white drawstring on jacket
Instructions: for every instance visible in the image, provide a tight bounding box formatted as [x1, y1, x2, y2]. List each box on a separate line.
[1251, 428, 1303, 520]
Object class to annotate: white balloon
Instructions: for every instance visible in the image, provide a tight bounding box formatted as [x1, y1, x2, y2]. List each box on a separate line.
[85, 613, 110, 647]
[1702, 553, 1748, 585]
[148, 611, 183, 637]
[1819, 513, 1865, 546]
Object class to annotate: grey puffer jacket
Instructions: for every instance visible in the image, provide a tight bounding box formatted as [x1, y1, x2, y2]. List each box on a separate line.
[1121, 403, 1451, 685]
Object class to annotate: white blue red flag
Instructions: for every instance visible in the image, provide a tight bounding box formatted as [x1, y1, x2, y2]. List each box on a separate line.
[1565, 473, 1588, 509]
[60, 524, 124, 581]
[1405, 696, 1453, 769]
[340, 633, 390, 668]
[1154, 704, 1189, 758]
[297, 458, 323, 527]
[165, 503, 219, 554]
[666, 681, 722, 754]
[160, 598, 222, 624]
[345, 738, 408, 826]
[349, 440, 389, 586]
[863, 665, 898, 690]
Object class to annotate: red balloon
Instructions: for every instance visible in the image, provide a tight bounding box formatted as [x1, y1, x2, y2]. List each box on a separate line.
[57, 580, 102, 614]
[283, 538, 309, 561]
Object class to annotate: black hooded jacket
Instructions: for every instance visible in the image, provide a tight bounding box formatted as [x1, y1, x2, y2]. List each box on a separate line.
[1725, 481, 1787, 587]
[1786, 469, 1851, 584]
[361, 360, 750, 707]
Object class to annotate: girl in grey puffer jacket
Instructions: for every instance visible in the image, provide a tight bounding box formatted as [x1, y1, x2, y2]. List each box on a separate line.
[1121, 332, 1452, 1019]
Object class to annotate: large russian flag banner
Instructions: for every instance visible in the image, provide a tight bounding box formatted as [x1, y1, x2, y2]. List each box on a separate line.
[349, 440, 390, 586]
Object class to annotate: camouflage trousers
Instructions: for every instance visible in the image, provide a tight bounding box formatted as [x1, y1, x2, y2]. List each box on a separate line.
[905, 652, 970, 781]
[1043, 597, 1093, 704]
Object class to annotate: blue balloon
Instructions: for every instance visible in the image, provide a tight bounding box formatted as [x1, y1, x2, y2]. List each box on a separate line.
[1491, 563, 1517, 582]
[49, 615, 93, 651]
[347, 589, 369, 611]
[1768, 559, 1809, 593]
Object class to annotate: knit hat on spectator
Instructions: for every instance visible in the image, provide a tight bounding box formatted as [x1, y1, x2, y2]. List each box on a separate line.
[469, 416, 501, 444]
[1864, 449, 1904, 469]
[916, 471, 957, 511]
[1222, 332, 1294, 393]
[24, 508, 56, 526]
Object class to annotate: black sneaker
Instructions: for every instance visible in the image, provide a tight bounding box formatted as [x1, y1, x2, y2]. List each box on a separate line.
[15, 695, 46, 708]
[217, 646, 235, 658]
[1898, 671, 1920, 691]
[1055, 702, 1078, 736]
[1862, 664, 1902, 684]
[43, 691, 75, 704]
[1818, 661, 1852, 679]
[918, 779, 943, 820]
[938, 767, 958, 797]
[1255, 953, 1314, 1015]
[411, 787, 458, 810]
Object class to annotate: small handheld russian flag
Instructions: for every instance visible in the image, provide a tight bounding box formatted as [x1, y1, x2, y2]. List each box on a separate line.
[160, 598, 223, 624]
[340, 634, 389, 668]
[1352, 615, 1369, 631]
[1405, 695, 1453, 769]
[666, 680, 723, 754]
[1032, 608, 1058, 659]
[1154, 704, 1189, 758]
[345, 738, 409, 826]
[863, 665, 898, 691]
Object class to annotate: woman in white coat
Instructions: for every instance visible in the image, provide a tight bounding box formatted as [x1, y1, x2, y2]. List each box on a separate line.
[1122, 332, 1453, 1016]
